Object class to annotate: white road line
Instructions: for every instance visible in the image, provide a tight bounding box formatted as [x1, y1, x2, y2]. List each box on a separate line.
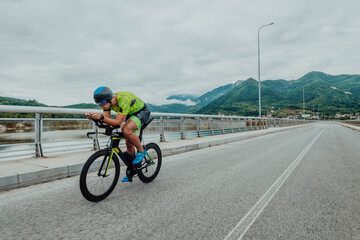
[224, 126, 327, 240]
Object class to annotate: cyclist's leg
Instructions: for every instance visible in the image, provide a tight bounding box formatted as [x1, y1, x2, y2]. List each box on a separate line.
[125, 116, 150, 164]
[125, 139, 136, 156]
[121, 117, 143, 153]
[122, 120, 141, 183]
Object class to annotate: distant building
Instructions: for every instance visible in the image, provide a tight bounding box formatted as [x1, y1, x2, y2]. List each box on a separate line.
[334, 113, 356, 119]
[335, 114, 344, 119]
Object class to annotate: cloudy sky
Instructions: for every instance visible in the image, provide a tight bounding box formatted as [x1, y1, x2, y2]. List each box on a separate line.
[0, 0, 359, 106]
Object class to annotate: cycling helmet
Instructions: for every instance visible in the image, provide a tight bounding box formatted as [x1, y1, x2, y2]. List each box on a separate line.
[93, 86, 113, 105]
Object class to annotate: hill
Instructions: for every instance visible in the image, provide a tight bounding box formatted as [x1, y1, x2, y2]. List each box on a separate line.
[148, 82, 235, 113]
[64, 103, 99, 109]
[1, 72, 359, 118]
[0, 98, 100, 118]
[147, 103, 190, 113]
[197, 72, 360, 116]
[196, 83, 235, 108]
[0, 96, 47, 107]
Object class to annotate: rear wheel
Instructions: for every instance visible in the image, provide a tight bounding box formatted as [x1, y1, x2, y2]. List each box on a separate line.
[138, 143, 162, 183]
[79, 150, 120, 202]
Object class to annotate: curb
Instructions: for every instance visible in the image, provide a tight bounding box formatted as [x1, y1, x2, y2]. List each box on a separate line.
[0, 124, 308, 192]
[335, 122, 360, 132]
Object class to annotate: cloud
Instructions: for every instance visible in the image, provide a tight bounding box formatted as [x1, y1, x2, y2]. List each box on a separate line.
[161, 99, 199, 106]
[0, 0, 359, 106]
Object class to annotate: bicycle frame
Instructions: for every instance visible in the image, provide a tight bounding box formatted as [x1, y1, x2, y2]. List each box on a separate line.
[88, 118, 156, 177]
[101, 135, 155, 176]
[80, 117, 161, 202]
[101, 135, 126, 176]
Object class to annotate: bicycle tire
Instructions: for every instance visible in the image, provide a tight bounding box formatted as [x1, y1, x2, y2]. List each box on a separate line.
[79, 149, 120, 202]
[138, 143, 162, 183]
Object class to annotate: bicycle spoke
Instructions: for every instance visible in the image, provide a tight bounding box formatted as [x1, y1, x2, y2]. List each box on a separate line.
[84, 155, 118, 197]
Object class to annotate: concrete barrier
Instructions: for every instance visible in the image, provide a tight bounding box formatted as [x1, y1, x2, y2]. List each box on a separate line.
[336, 122, 360, 132]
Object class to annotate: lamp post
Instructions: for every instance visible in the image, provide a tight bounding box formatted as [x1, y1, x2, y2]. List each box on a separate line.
[258, 22, 274, 117]
[303, 86, 305, 115]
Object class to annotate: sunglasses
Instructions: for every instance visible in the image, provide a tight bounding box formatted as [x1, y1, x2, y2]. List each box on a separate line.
[97, 99, 108, 106]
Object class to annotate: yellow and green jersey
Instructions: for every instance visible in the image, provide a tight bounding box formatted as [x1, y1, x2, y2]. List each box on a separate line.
[106, 92, 145, 116]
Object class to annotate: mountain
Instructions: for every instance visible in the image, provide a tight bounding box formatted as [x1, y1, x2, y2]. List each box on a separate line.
[147, 103, 190, 113]
[196, 83, 235, 108]
[0, 97, 26, 102]
[297, 71, 360, 97]
[148, 82, 236, 113]
[0, 97, 99, 109]
[0, 98, 99, 118]
[197, 78, 282, 116]
[1, 72, 359, 117]
[197, 72, 360, 116]
[0, 96, 46, 107]
[64, 103, 99, 109]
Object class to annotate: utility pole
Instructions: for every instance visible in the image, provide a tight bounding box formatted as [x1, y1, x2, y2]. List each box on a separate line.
[303, 86, 305, 115]
[313, 102, 315, 114]
[258, 22, 274, 118]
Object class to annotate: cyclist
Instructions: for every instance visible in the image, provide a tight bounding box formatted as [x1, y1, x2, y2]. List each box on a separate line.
[85, 86, 151, 182]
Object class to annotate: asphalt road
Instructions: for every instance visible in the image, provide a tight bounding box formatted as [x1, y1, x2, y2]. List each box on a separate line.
[0, 122, 359, 240]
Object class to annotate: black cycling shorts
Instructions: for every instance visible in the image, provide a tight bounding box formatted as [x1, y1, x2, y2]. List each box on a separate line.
[126, 103, 151, 129]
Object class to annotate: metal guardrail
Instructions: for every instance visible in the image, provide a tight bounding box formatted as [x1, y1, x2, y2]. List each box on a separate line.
[0, 105, 312, 160]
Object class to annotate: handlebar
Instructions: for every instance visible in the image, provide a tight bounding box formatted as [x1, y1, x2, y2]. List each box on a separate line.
[87, 115, 153, 139]
[92, 119, 120, 129]
[87, 119, 120, 137]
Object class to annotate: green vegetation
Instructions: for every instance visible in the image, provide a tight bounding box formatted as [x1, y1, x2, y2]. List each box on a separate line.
[0, 97, 100, 118]
[1, 72, 359, 118]
[64, 103, 99, 109]
[0, 97, 46, 107]
[197, 72, 360, 117]
[147, 103, 190, 113]
[149, 83, 234, 113]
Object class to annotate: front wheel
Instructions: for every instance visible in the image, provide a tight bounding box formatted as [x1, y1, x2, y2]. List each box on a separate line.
[138, 143, 162, 183]
[79, 150, 120, 202]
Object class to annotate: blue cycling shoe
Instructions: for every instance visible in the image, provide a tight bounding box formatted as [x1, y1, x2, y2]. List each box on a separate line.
[133, 150, 147, 164]
[121, 176, 130, 182]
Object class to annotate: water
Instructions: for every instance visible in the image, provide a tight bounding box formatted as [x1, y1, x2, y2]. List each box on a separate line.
[0, 117, 244, 161]
[0, 128, 217, 161]
[0, 127, 167, 161]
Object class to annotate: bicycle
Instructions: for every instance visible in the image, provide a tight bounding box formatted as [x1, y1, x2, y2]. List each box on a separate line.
[79, 116, 162, 202]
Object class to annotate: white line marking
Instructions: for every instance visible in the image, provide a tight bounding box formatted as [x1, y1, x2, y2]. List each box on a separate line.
[224, 126, 327, 240]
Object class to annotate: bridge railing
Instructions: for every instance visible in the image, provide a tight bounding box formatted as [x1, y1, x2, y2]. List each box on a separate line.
[0, 105, 312, 161]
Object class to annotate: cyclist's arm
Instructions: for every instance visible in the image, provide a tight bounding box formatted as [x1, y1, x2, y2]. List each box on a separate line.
[103, 113, 126, 126]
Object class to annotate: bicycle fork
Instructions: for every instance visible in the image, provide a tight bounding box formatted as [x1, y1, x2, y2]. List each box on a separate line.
[98, 148, 116, 177]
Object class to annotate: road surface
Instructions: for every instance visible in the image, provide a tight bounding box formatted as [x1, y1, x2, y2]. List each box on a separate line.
[1, 122, 359, 239]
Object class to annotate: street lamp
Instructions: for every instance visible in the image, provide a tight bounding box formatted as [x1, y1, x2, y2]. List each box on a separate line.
[258, 22, 274, 117]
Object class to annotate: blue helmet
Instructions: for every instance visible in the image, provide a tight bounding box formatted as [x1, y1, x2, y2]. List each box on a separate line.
[93, 86, 113, 105]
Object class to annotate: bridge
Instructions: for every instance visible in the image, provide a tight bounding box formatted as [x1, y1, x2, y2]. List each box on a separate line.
[0, 105, 359, 239]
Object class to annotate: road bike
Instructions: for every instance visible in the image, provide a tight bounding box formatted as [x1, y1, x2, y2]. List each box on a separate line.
[79, 117, 162, 202]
